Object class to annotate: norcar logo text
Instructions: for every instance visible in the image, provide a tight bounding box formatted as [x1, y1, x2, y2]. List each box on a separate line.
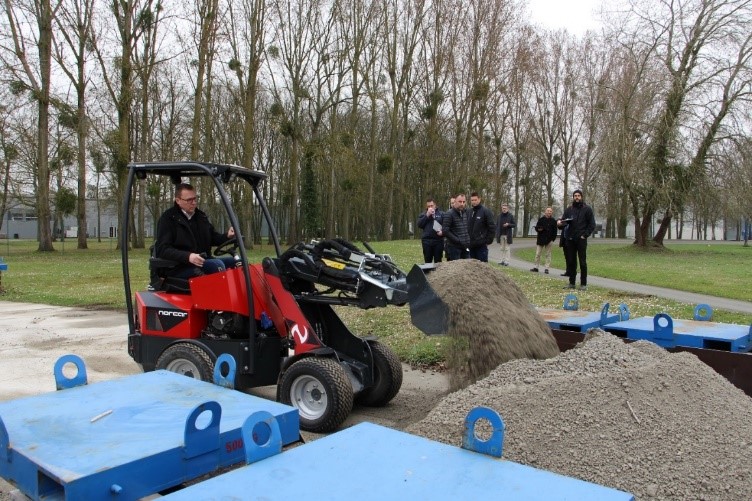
[158, 310, 188, 318]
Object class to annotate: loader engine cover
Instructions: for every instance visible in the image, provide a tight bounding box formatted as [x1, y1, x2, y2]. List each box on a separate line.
[136, 291, 206, 339]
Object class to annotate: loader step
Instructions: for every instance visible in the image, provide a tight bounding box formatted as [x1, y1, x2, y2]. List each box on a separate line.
[0, 364, 299, 501]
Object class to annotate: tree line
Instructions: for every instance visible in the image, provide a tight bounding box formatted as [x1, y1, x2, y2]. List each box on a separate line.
[1, 0, 750, 252]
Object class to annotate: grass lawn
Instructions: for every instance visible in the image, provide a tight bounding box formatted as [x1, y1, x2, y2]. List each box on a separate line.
[516, 241, 752, 302]
[1, 237, 750, 366]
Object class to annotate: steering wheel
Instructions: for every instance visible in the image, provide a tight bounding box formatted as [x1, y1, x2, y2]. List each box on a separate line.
[214, 237, 239, 257]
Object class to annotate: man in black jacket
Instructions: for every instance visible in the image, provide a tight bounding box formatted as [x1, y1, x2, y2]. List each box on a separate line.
[417, 197, 444, 263]
[154, 183, 236, 279]
[467, 192, 496, 262]
[558, 190, 595, 290]
[442, 194, 470, 260]
[531, 207, 558, 274]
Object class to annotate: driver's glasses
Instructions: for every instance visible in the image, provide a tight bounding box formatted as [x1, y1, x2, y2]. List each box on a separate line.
[180, 197, 197, 203]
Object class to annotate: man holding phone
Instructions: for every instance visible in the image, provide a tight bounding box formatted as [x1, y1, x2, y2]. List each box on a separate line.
[417, 197, 444, 263]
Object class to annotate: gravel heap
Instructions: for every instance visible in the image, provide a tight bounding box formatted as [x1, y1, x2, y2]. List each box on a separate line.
[426, 259, 560, 391]
[408, 331, 752, 499]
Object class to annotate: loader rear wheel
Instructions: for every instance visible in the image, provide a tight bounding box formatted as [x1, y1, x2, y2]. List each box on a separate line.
[156, 344, 214, 382]
[356, 341, 403, 407]
[279, 358, 353, 433]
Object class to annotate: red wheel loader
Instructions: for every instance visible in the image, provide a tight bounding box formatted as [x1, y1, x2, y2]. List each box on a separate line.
[122, 162, 446, 433]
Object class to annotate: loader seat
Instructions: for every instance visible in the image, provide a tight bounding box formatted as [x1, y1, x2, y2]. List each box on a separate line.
[148, 255, 191, 294]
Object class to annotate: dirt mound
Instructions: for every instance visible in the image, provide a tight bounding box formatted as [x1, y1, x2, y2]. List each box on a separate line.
[408, 331, 752, 500]
[426, 259, 559, 391]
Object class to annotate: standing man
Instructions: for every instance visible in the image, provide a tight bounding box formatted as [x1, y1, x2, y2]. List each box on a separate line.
[155, 183, 236, 278]
[495, 203, 516, 266]
[444, 196, 455, 260]
[558, 189, 596, 290]
[417, 197, 444, 263]
[467, 192, 496, 262]
[442, 193, 470, 260]
[530, 207, 558, 274]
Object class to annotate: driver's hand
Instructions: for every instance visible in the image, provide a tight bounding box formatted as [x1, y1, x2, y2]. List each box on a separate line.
[227, 227, 235, 238]
[189, 253, 205, 266]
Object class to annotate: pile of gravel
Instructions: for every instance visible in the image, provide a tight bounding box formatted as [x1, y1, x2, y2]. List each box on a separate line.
[407, 331, 752, 499]
[426, 260, 559, 391]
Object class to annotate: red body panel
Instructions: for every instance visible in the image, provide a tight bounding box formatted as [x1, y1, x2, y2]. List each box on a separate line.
[257, 265, 322, 355]
[136, 291, 206, 339]
[136, 264, 322, 354]
[191, 268, 250, 315]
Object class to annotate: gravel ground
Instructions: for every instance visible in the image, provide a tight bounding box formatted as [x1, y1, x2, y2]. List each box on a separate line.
[408, 331, 752, 500]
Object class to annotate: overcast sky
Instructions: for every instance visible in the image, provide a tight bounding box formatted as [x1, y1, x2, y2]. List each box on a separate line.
[527, 0, 602, 35]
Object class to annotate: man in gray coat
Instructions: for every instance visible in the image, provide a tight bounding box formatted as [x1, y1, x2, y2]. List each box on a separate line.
[495, 203, 516, 266]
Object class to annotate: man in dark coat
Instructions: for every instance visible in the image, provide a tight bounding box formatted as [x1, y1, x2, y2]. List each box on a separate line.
[442, 194, 470, 260]
[495, 203, 516, 266]
[558, 189, 596, 290]
[154, 183, 236, 279]
[467, 192, 496, 262]
[417, 197, 444, 263]
[530, 207, 558, 274]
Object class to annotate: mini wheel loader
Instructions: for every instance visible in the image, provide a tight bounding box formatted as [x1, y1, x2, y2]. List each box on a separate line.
[122, 161, 447, 433]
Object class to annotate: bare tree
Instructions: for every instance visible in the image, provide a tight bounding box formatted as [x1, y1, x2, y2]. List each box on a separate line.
[615, 0, 752, 247]
[2, 0, 61, 251]
[53, 0, 95, 249]
[227, 0, 265, 168]
[381, 0, 427, 239]
[186, 0, 222, 160]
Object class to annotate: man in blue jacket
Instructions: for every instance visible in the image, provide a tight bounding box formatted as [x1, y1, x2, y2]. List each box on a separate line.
[417, 197, 444, 263]
[558, 190, 596, 290]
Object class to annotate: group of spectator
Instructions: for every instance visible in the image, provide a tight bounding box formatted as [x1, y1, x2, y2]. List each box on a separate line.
[417, 191, 595, 291]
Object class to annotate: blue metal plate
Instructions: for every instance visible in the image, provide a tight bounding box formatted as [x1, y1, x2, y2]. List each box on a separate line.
[604, 315, 751, 352]
[0, 370, 299, 501]
[163, 422, 633, 500]
[538, 308, 620, 332]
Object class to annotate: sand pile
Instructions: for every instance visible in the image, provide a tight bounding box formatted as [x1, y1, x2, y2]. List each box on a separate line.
[426, 259, 559, 391]
[408, 331, 752, 500]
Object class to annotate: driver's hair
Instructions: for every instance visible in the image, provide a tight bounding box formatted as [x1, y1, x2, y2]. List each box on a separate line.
[175, 183, 195, 198]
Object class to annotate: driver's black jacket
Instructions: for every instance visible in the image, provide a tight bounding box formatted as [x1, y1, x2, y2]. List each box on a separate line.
[155, 203, 227, 276]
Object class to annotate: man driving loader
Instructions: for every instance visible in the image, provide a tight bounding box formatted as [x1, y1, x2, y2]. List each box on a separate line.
[154, 183, 236, 279]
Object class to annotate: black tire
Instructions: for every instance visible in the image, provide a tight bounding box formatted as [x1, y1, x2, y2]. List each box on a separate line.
[279, 358, 354, 433]
[356, 341, 403, 407]
[155, 343, 214, 382]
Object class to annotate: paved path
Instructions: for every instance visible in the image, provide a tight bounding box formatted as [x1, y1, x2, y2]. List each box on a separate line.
[488, 239, 752, 315]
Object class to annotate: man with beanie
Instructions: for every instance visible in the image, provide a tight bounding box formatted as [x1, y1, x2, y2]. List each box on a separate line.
[557, 189, 595, 290]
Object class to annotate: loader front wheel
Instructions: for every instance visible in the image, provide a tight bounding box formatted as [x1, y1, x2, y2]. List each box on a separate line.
[279, 358, 353, 433]
[356, 341, 403, 407]
[156, 344, 214, 382]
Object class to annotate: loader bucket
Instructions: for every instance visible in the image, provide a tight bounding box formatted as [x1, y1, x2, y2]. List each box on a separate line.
[406, 264, 449, 336]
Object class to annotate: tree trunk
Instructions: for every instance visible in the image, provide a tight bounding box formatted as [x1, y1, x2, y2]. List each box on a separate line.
[652, 209, 672, 246]
[36, 0, 54, 251]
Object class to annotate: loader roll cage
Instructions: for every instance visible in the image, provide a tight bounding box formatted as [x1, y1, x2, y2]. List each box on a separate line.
[121, 161, 281, 374]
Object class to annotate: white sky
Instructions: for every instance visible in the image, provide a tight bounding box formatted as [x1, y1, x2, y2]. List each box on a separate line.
[527, 0, 602, 35]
